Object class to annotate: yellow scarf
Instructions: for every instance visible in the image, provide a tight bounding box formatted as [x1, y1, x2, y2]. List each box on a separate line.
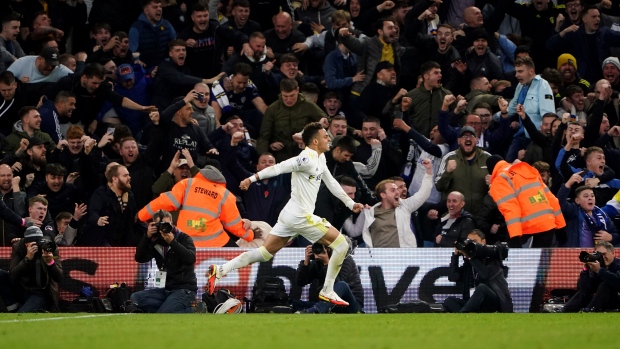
[379, 38, 394, 64]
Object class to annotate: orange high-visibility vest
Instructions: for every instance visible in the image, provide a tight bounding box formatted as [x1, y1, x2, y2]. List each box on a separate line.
[138, 172, 253, 247]
[489, 161, 566, 238]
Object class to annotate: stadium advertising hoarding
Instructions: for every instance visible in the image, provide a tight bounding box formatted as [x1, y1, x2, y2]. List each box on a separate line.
[0, 248, 588, 313]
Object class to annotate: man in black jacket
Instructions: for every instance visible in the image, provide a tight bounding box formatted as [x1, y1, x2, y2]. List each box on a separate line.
[324, 135, 375, 204]
[563, 242, 620, 312]
[78, 164, 140, 247]
[295, 242, 363, 314]
[9, 225, 62, 312]
[129, 209, 197, 313]
[444, 229, 513, 313]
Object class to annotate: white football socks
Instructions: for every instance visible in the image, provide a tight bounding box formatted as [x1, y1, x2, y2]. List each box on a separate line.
[220, 246, 273, 276]
[322, 234, 348, 294]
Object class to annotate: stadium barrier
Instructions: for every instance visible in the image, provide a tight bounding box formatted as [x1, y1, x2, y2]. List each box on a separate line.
[0, 247, 596, 313]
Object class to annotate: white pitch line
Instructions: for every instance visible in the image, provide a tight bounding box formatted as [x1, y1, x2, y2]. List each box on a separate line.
[0, 313, 131, 323]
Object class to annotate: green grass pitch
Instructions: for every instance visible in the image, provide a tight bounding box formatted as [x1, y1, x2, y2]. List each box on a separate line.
[0, 313, 618, 349]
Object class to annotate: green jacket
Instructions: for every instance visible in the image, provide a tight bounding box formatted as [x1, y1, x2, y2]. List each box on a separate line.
[257, 94, 325, 163]
[392, 85, 452, 137]
[2, 121, 56, 155]
[464, 89, 500, 113]
[435, 147, 491, 215]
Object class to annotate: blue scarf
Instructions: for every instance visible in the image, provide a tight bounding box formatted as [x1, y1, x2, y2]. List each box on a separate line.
[580, 206, 608, 247]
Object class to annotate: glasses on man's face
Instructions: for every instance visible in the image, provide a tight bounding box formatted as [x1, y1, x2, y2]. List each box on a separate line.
[567, 3, 582, 9]
[459, 134, 477, 140]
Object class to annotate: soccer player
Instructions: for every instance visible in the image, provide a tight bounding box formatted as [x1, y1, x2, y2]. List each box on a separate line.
[207, 122, 364, 306]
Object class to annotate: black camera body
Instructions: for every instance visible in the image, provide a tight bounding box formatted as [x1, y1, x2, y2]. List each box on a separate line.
[579, 251, 605, 267]
[37, 237, 57, 253]
[156, 221, 173, 234]
[455, 239, 508, 260]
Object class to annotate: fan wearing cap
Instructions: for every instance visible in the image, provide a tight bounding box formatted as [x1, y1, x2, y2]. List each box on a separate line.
[487, 155, 565, 248]
[557, 53, 590, 96]
[547, 6, 620, 83]
[9, 225, 62, 313]
[7, 47, 73, 84]
[463, 28, 503, 82]
[602, 56, 620, 92]
[357, 61, 398, 131]
[436, 126, 491, 215]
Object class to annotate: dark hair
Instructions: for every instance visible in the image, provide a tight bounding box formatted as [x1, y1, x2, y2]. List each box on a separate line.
[565, 85, 584, 98]
[302, 122, 324, 146]
[514, 45, 531, 60]
[541, 68, 562, 87]
[233, 62, 252, 77]
[46, 163, 66, 177]
[91, 22, 111, 35]
[542, 112, 558, 121]
[55, 211, 72, 223]
[0, 70, 16, 85]
[575, 185, 593, 197]
[232, 0, 250, 9]
[168, 39, 186, 51]
[472, 102, 492, 113]
[420, 61, 440, 76]
[300, 82, 319, 95]
[514, 56, 535, 70]
[2, 14, 21, 25]
[374, 16, 395, 33]
[82, 63, 106, 79]
[112, 125, 133, 144]
[58, 53, 75, 67]
[581, 5, 598, 19]
[324, 91, 341, 101]
[333, 135, 357, 154]
[338, 175, 357, 187]
[362, 116, 380, 125]
[192, 2, 208, 13]
[113, 31, 128, 41]
[280, 78, 299, 92]
[19, 106, 37, 120]
[279, 53, 299, 65]
[468, 229, 486, 240]
[142, 0, 162, 8]
[55, 91, 75, 104]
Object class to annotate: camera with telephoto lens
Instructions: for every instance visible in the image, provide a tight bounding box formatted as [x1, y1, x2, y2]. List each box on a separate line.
[579, 251, 605, 266]
[36, 237, 56, 253]
[455, 239, 508, 260]
[156, 221, 173, 234]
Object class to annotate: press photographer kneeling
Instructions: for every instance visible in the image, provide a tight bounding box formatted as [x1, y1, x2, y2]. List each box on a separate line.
[444, 229, 513, 313]
[294, 243, 364, 314]
[129, 210, 198, 313]
[563, 241, 620, 312]
[9, 226, 62, 312]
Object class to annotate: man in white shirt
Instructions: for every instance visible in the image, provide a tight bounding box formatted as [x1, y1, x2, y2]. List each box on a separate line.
[207, 122, 364, 306]
[7, 47, 72, 84]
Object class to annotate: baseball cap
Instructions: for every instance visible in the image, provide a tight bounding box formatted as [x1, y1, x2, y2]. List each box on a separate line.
[40, 47, 60, 66]
[178, 159, 189, 167]
[557, 53, 577, 70]
[374, 61, 394, 77]
[117, 64, 135, 82]
[459, 126, 476, 137]
[27, 137, 49, 149]
[486, 154, 504, 175]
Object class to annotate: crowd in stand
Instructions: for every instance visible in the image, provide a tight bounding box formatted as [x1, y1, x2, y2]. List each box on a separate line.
[2, 0, 620, 250]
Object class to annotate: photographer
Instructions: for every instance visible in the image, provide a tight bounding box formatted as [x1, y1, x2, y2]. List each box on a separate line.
[294, 243, 363, 314]
[9, 226, 62, 313]
[444, 229, 513, 313]
[563, 242, 620, 312]
[129, 210, 197, 313]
